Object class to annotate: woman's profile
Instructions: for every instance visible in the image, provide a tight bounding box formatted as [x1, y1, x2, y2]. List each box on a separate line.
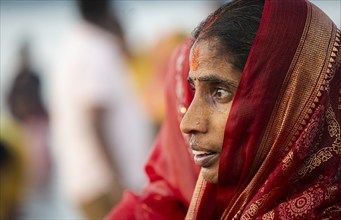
[182, 0, 340, 219]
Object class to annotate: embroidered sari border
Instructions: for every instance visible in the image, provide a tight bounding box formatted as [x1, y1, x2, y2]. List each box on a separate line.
[186, 173, 206, 219]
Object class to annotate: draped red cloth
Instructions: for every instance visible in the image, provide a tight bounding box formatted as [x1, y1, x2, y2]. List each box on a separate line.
[107, 39, 199, 219]
[187, 0, 341, 219]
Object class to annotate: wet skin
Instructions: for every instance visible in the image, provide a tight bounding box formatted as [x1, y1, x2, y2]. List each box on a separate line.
[180, 39, 241, 184]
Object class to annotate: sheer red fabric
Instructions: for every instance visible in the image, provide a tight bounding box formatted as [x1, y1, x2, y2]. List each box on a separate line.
[107, 39, 199, 219]
[187, 0, 341, 219]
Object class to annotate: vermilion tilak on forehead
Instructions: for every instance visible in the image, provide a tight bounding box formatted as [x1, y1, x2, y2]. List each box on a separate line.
[191, 47, 200, 71]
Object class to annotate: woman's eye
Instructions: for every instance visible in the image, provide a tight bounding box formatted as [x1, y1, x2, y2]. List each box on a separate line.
[213, 88, 232, 102]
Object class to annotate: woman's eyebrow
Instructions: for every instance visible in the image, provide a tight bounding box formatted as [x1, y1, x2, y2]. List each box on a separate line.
[188, 75, 238, 88]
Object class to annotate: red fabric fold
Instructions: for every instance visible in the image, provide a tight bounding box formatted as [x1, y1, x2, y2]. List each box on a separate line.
[107, 39, 199, 220]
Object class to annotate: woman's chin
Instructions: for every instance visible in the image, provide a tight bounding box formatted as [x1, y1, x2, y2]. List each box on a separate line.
[201, 166, 219, 184]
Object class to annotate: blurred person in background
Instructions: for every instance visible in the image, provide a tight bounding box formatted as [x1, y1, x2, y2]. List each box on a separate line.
[0, 42, 51, 219]
[50, 0, 153, 219]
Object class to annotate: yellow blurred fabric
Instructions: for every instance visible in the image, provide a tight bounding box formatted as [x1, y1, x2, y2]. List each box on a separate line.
[128, 32, 188, 129]
[0, 115, 26, 220]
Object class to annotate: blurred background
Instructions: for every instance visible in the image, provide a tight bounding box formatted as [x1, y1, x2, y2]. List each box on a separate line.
[0, 0, 340, 219]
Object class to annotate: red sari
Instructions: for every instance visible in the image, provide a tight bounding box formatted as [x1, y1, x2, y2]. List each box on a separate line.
[107, 39, 199, 219]
[187, 0, 341, 219]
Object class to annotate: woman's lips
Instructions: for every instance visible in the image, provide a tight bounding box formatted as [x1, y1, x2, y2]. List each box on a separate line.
[192, 150, 219, 168]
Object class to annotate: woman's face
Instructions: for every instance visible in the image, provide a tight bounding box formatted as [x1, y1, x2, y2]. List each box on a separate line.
[180, 39, 241, 184]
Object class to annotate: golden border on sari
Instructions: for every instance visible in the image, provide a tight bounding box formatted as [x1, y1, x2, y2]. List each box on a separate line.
[186, 173, 207, 219]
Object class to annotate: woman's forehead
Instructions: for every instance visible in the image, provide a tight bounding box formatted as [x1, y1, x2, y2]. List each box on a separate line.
[190, 40, 223, 69]
[190, 39, 236, 74]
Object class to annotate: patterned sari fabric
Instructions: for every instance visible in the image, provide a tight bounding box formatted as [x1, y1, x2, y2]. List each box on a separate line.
[187, 0, 341, 219]
[107, 40, 199, 219]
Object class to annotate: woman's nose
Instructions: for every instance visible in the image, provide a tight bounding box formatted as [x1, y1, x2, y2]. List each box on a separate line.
[180, 98, 207, 134]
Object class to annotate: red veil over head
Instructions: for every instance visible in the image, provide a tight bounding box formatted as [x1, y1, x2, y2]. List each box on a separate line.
[187, 0, 341, 219]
